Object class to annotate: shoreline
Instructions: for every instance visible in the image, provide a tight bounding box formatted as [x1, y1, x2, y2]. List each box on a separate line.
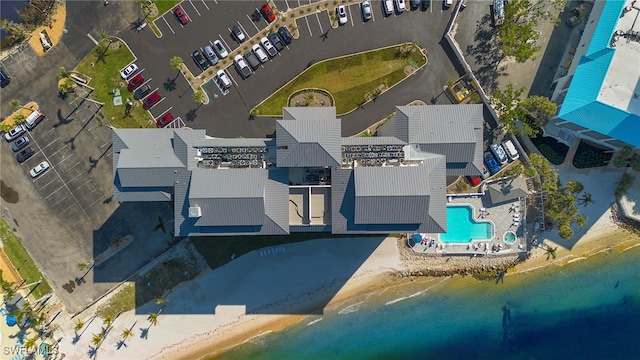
[154, 209, 640, 360]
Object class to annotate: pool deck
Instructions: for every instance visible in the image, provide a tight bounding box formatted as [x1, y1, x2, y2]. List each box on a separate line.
[410, 194, 528, 256]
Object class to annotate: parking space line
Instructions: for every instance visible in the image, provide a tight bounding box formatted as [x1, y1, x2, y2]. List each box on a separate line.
[162, 17, 175, 34]
[63, 167, 84, 183]
[38, 177, 58, 189]
[73, 179, 93, 192]
[200, 0, 209, 10]
[43, 184, 65, 200]
[315, 12, 323, 34]
[218, 36, 232, 54]
[188, 0, 201, 16]
[371, 5, 376, 22]
[58, 161, 80, 175]
[39, 136, 61, 151]
[147, 97, 166, 110]
[304, 16, 312, 37]
[348, 5, 354, 26]
[49, 144, 70, 158]
[246, 13, 260, 32]
[84, 197, 104, 211]
[55, 154, 75, 167]
[238, 21, 251, 38]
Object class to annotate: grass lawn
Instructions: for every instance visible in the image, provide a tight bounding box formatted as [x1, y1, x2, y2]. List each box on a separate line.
[191, 233, 378, 270]
[152, 0, 181, 16]
[96, 283, 135, 319]
[0, 218, 52, 299]
[253, 44, 426, 116]
[75, 40, 154, 129]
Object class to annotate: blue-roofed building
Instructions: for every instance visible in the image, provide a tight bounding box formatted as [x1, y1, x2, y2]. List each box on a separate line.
[112, 105, 484, 237]
[547, 0, 640, 149]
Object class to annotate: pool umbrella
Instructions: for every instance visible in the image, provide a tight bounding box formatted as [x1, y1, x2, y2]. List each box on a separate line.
[411, 234, 423, 244]
[6, 315, 17, 326]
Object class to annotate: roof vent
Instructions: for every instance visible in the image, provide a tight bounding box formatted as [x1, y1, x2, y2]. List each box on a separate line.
[188, 206, 202, 218]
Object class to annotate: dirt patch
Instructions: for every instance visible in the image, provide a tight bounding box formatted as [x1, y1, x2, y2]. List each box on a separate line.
[289, 89, 332, 107]
[27, 2, 66, 56]
[0, 180, 19, 204]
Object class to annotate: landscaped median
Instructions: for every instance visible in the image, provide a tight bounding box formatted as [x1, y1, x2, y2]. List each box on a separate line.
[73, 38, 154, 129]
[251, 43, 427, 117]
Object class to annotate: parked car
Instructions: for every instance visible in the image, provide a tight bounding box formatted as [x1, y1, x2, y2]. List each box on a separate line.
[232, 25, 246, 43]
[252, 44, 268, 63]
[361, 1, 372, 20]
[24, 110, 44, 130]
[502, 139, 520, 161]
[30, 161, 50, 178]
[268, 31, 285, 51]
[120, 63, 138, 79]
[127, 74, 144, 91]
[216, 70, 232, 89]
[192, 49, 209, 71]
[444, 0, 452, 8]
[156, 113, 174, 128]
[260, 3, 276, 22]
[337, 5, 347, 25]
[16, 147, 35, 163]
[395, 0, 406, 12]
[4, 124, 25, 142]
[490, 143, 509, 165]
[173, 5, 189, 25]
[142, 91, 162, 110]
[134, 84, 152, 100]
[466, 176, 481, 187]
[212, 40, 228, 59]
[383, 0, 394, 15]
[11, 136, 30, 152]
[278, 26, 293, 44]
[234, 55, 252, 79]
[244, 50, 260, 70]
[260, 37, 278, 58]
[0, 68, 10, 88]
[203, 45, 219, 65]
[484, 152, 501, 175]
[421, 0, 431, 9]
[410, 0, 421, 9]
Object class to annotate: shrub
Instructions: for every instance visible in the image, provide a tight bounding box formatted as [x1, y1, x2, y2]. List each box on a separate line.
[615, 173, 634, 198]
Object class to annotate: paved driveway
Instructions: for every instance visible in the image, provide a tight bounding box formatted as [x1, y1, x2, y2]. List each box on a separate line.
[121, 1, 460, 138]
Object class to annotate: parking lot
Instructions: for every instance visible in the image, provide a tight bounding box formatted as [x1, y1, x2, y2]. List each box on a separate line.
[122, 0, 460, 138]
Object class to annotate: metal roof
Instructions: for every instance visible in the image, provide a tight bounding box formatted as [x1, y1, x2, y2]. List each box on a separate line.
[283, 106, 338, 121]
[487, 176, 529, 204]
[395, 105, 481, 145]
[341, 136, 406, 145]
[276, 116, 342, 167]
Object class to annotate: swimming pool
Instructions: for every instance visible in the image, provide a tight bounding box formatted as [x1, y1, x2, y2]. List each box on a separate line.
[440, 205, 493, 243]
[504, 231, 517, 244]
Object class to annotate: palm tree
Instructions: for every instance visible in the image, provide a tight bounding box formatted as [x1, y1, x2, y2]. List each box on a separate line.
[91, 332, 104, 348]
[192, 89, 206, 105]
[121, 328, 134, 340]
[9, 99, 23, 111]
[59, 66, 69, 79]
[156, 296, 166, 305]
[577, 192, 593, 206]
[103, 314, 113, 329]
[543, 245, 557, 261]
[575, 215, 587, 227]
[24, 336, 38, 353]
[147, 312, 159, 327]
[170, 56, 184, 72]
[74, 319, 84, 333]
[77, 262, 90, 271]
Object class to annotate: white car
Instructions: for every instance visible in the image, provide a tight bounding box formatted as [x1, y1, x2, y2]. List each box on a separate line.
[252, 44, 268, 63]
[120, 64, 138, 79]
[361, 1, 372, 21]
[212, 40, 228, 59]
[260, 37, 278, 58]
[337, 5, 347, 25]
[395, 0, 406, 12]
[383, 0, 394, 15]
[29, 161, 50, 178]
[234, 55, 252, 79]
[4, 124, 25, 142]
[216, 70, 232, 89]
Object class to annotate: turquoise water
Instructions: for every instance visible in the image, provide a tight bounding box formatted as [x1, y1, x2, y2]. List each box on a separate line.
[220, 246, 640, 359]
[440, 205, 493, 243]
[504, 231, 516, 244]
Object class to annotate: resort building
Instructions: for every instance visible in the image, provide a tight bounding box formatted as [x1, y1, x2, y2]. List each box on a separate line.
[112, 104, 484, 237]
[547, 0, 640, 149]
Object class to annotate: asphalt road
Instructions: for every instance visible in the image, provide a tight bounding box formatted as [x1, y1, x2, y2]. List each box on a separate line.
[121, 1, 460, 138]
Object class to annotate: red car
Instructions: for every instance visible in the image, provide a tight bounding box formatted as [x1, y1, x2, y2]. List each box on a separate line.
[127, 74, 144, 91]
[156, 113, 174, 128]
[466, 176, 481, 187]
[142, 91, 162, 110]
[260, 3, 276, 23]
[173, 5, 189, 25]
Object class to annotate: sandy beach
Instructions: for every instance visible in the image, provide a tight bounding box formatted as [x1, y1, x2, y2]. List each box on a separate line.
[47, 161, 640, 360]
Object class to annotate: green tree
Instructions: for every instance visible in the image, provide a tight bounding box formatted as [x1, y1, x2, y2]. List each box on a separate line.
[564, 180, 584, 194]
[74, 319, 85, 333]
[612, 145, 640, 171]
[156, 296, 166, 305]
[77, 262, 90, 271]
[121, 328, 134, 340]
[170, 56, 184, 72]
[490, 84, 527, 135]
[148, 312, 159, 326]
[59, 66, 68, 79]
[9, 100, 23, 111]
[24, 336, 38, 353]
[102, 314, 113, 328]
[91, 332, 104, 348]
[520, 95, 557, 136]
[543, 244, 558, 261]
[192, 88, 206, 104]
[577, 193, 593, 206]
[13, 114, 26, 124]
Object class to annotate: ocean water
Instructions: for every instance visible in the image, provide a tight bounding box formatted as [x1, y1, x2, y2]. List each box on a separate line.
[219, 246, 640, 359]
